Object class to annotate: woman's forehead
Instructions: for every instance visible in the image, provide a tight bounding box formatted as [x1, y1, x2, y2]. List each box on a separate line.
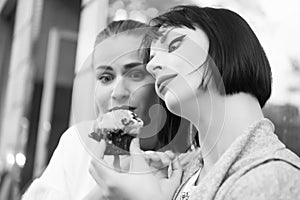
[152, 27, 188, 44]
[94, 35, 142, 63]
[152, 26, 209, 50]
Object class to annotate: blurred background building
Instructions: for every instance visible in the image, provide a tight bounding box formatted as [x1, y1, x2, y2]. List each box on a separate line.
[0, 0, 299, 199]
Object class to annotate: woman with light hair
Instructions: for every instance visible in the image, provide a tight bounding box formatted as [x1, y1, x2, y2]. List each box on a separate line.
[22, 19, 194, 200]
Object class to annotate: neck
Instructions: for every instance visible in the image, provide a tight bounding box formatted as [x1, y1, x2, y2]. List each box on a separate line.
[186, 92, 264, 174]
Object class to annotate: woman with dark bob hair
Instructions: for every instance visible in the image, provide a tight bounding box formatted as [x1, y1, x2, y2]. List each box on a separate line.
[90, 5, 300, 200]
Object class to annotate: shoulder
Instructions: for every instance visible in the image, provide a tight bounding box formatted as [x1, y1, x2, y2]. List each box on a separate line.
[225, 160, 300, 200]
[44, 120, 95, 168]
[22, 121, 96, 198]
[58, 120, 94, 149]
[21, 178, 68, 200]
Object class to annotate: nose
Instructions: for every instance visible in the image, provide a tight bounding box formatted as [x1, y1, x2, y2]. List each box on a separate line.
[146, 59, 163, 78]
[111, 77, 130, 102]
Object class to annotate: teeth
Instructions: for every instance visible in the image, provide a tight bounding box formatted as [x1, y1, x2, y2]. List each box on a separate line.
[110, 106, 135, 112]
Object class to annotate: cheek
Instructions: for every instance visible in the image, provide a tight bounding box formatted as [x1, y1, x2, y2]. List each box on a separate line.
[94, 86, 110, 114]
[164, 85, 191, 118]
[165, 74, 200, 107]
[162, 54, 194, 77]
[131, 84, 157, 108]
[132, 85, 158, 125]
[174, 47, 207, 74]
[180, 38, 208, 69]
[163, 91, 182, 117]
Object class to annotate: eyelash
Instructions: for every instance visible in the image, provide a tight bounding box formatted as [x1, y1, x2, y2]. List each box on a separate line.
[127, 70, 146, 81]
[149, 55, 154, 61]
[168, 35, 186, 53]
[98, 73, 114, 84]
[97, 70, 146, 84]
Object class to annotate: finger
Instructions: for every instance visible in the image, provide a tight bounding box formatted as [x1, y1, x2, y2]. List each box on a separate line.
[94, 139, 106, 159]
[113, 155, 121, 171]
[169, 157, 183, 184]
[179, 150, 201, 168]
[129, 138, 149, 173]
[143, 151, 153, 165]
[99, 140, 106, 159]
[144, 151, 161, 169]
[156, 152, 172, 167]
[164, 151, 176, 160]
[149, 153, 165, 169]
[144, 150, 155, 157]
[147, 151, 160, 162]
[120, 155, 131, 172]
[129, 138, 142, 154]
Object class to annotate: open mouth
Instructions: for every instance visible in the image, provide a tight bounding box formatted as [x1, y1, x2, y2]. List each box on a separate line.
[109, 105, 136, 112]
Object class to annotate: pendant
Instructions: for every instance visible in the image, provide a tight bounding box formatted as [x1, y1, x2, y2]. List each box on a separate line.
[181, 192, 190, 200]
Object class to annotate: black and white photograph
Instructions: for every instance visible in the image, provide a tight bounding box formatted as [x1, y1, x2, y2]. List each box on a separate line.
[0, 0, 299, 199]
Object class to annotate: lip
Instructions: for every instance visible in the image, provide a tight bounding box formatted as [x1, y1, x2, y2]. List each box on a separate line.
[109, 105, 136, 112]
[157, 74, 178, 94]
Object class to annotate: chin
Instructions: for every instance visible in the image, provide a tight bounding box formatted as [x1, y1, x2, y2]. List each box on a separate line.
[164, 92, 182, 116]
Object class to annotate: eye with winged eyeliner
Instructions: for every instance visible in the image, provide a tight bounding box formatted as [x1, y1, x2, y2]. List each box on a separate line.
[168, 34, 186, 53]
[149, 34, 187, 59]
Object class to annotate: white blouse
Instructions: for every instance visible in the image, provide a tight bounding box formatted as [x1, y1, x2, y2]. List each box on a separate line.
[22, 121, 116, 200]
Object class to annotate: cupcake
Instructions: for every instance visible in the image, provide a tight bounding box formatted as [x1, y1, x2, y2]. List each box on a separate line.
[88, 109, 143, 155]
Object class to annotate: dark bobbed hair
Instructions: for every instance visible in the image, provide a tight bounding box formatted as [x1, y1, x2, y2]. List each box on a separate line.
[93, 20, 192, 151]
[143, 5, 272, 108]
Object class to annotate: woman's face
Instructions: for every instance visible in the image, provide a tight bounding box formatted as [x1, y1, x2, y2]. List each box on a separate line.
[146, 27, 211, 114]
[93, 34, 159, 125]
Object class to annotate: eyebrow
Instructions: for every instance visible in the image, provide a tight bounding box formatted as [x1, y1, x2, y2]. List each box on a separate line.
[160, 27, 176, 43]
[96, 65, 113, 71]
[95, 62, 143, 71]
[124, 62, 143, 70]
